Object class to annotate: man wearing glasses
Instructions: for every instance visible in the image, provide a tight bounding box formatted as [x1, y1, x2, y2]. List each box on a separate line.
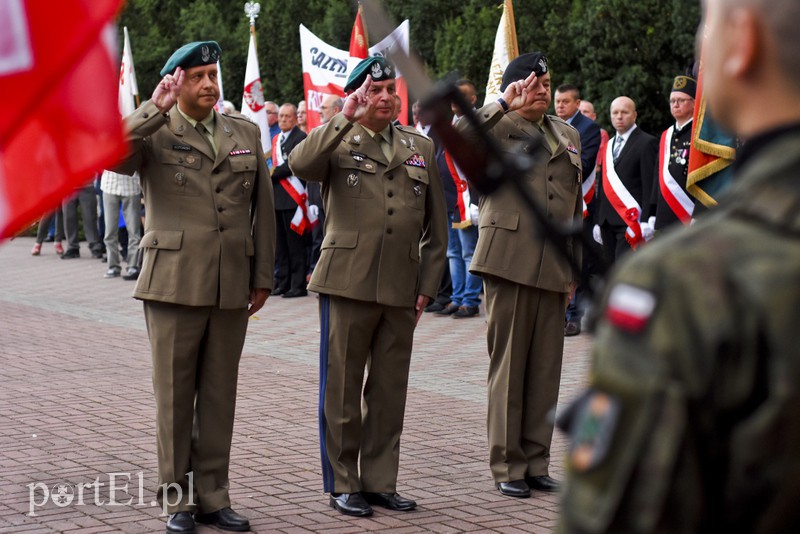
[652, 76, 698, 232]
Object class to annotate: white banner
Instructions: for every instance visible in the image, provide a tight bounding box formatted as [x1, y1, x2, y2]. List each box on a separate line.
[241, 31, 270, 154]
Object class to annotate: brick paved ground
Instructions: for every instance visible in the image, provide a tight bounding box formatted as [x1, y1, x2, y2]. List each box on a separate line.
[0, 236, 592, 533]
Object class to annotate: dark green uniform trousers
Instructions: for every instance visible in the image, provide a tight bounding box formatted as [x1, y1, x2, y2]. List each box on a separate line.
[144, 301, 248, 514]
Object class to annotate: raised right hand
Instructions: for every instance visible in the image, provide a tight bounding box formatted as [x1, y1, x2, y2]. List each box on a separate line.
[152, 67, 184, 114]
[342, 76, 373, 123]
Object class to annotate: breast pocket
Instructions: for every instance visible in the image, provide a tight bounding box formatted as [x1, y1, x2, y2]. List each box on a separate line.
[404, 167, 428, 210]
[337, 154, 375, 199]
[229, 155, 258, 203]
[157, 147, 203, 196]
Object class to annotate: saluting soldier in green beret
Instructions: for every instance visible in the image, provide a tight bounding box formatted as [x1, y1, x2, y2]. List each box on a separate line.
[560, 0, 800, 530]
[289, 56, 448, 517]
[115, 41, 276, 534]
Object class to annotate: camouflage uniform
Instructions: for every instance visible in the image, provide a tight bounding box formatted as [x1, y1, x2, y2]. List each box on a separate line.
[560, 127, 800, 532]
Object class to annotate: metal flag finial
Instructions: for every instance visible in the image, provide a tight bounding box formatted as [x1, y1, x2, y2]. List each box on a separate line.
[244, 2, 260, 26]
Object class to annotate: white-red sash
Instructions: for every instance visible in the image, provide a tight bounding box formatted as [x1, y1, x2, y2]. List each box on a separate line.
[443, 149, 473, 229]
[603, 141, 644, 249]
[658, 126, 694, 224]
[581, 167, 596, 218]
[272, 134, 318, 235]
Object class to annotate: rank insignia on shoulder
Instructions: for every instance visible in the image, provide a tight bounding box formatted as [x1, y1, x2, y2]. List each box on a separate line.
[229, 149, 252, 156]
[605, 283, 656, 333]
[173, 144, 192, 152]
[403, 154, 426, 168]
[566, 390, 620, 473]
[566, 144, 578, 154]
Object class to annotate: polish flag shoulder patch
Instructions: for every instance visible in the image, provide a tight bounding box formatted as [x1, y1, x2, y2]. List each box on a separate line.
[605, 283, 656, 333]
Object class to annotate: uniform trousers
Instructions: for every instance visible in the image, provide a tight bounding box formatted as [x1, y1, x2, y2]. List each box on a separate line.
[143, 301, 249, 514]
[318, 295, 415, 494]
[484, 275, 568, 482]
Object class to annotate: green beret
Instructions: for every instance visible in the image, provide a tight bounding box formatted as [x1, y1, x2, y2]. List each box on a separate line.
[344, 56, 396, 93]
[671, 75, 697, 99]
[160, 41, 221, 77]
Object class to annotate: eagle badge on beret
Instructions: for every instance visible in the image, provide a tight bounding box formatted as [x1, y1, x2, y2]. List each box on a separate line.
[371, 62, 383, 79]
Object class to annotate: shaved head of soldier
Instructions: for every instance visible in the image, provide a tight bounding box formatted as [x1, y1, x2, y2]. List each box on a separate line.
[700, 0, 800, 136]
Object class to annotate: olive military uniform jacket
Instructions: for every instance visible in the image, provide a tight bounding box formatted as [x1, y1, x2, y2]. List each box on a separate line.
[288, 113, 448, 307]
[459, 104, 583, 292]
[560, 127, 800, 532]
[115, 100, 276, 309]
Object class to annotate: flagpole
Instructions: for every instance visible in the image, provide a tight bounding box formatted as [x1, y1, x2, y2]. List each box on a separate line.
[506, 0, 519, 58]
[244, 1, 260, 48]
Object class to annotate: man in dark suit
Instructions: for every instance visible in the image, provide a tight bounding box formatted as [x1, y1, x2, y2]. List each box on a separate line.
[271, 103, 309, 298]
[555, 84, 602, 336]
[115, 41, 276, 534]
[594, 96, 658, 265]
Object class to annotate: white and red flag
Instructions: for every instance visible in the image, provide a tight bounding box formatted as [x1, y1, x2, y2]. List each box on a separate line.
[119, 26, 139, 117]
[241, 30, 270, 154]
[0, 0, 127, 241]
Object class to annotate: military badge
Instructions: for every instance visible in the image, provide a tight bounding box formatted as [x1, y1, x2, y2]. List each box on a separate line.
[229, 149, 252, 156]
[606, 283, 656, 333]
[174, 172, 187, 186]
[173, 144, 191, 152]
[185, 155, 197, 165]
[223, 126, 232, 134]
[347, 173, 359, 187]
[566, 390, 620, 472]
[364, 163, 374, 171]
[352, 134, 362, 144]
[371, 62, 383, 79]
[413, 184, 422, 197]
[408, 137, 416, 151]
[403, 154, 426, 168]
[242, 180, 251, 190]
[567, 144, 578, 155]
[350, 151, 366, 162]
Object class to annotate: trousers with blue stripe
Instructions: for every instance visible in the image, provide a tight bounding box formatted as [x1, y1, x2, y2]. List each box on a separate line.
[318, 294, 416, 493]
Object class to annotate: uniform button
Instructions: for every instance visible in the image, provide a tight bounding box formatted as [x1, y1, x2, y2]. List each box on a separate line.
[213, 169, 220, 174]
[219, 226, 225, 232]
[215, 186, 222, 193]
[330, 239, 336, 245]
[152, 239, 158, 246]
[549, 193, 554, 200]
[217, 207, 224, 212]
[387, 174, 393, 180]
[484, 112, 490, 118]
[387, 228, 393, 234]
[142, 113, 149, 118]
[334, 126, 340, 131]
[490, 219, 496, 225]
[388, 208, 394, 215]
[548, 176, 553, 181]
[387, 191, 394, 198]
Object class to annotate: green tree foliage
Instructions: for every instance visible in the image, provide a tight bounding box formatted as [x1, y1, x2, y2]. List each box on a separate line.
[118, 0, 699, 133]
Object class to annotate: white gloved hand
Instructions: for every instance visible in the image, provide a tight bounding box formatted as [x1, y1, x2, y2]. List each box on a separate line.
[648, 215, 656, 228]
[308, 204, 319, 218]
[592, 224, 603, 244]
[640, 221, 654, 241]
[469, 203, 480, 225]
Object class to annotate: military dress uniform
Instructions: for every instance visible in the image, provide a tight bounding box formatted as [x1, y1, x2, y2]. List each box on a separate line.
[560, 127, 800, 532]
[115, 97, 276, 513]
[289, 112, 448, 495]
[459, 102, 583, 485]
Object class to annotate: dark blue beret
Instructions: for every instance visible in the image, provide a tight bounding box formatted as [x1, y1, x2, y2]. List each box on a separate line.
[160, 41, 221, 77]
[344, 56, 396, 93]
[500, 52, 548, 92]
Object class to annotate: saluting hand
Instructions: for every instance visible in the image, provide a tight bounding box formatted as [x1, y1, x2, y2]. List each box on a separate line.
[502, 71, 538, 112]
[152, 67, 184, 114]
[342, 76, 374, 123]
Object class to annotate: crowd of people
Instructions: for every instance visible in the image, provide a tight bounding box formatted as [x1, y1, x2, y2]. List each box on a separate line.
[30, 0, 800, 529]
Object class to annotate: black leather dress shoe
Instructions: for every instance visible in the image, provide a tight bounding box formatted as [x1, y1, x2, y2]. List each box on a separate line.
[282, 288, 308, 298]
[363, 492, 417, 511]
[526, 475, 561, 493]
[195, 507, 250, 532]
[496, 480, 531, 498]
[165, 511, 196, 533]
[564, 320, 581, 336]
[271, 287, 288, 296]
[424, 301, 447, 313]
[329, 493, 373, 517]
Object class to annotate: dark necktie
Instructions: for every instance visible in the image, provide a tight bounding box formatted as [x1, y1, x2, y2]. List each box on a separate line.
[196, 122, 215, 156]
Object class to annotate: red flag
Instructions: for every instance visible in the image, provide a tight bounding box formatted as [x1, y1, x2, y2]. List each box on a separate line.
[349, 5, 369, 61]
[0, 1, 126, 240]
